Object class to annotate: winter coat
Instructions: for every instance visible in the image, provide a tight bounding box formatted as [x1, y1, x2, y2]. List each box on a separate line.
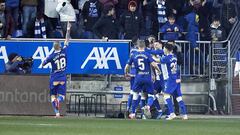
[56, 0, 76, 22]
[44, 0, 58, 18]
[185, 12, 199, 48]
[210, 24, 226, 41]
[120, 11, 144, 39]
[93, 15, 120, 39]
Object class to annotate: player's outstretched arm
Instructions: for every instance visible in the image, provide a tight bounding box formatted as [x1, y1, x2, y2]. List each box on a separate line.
[64, 22, 71, 48]
[124, 64, 130, 77]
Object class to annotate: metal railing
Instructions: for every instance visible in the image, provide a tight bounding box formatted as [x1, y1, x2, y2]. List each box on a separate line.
[161, 40, 211, 77]
[158, 32, 200, 41]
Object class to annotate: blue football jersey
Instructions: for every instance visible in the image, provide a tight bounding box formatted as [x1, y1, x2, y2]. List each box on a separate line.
[128, 50, 154, 76]
[43, 47, 67, 81]
[129, 47, 138, 76]
[160, 54, 178, 80]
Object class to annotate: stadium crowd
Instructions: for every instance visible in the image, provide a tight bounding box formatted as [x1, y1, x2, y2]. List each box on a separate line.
[0, 0, 239, 41]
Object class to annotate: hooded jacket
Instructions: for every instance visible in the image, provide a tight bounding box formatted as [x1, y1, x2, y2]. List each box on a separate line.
[56, 0, 76, 22]
[120, 1, 144, 39]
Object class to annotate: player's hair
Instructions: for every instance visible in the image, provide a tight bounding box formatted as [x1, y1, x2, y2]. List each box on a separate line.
[164, 43, 174, 52]
[137, 40, 146, 48]
[53, 41, 61, 50]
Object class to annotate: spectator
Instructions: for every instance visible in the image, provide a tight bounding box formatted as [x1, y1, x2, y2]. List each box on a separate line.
[210, 17, 226, 41]
[142, 0, 158, 37]
[120, 0, 144, 39]
[156, 0, 168, 29]
[21, 0, 38, 37]
[185, 11, 203, 75]
[5, 0, 19, 39]
[220, 0, 238, 35]
[82, 0, 102, 39]
[44, 0, 59, 33]
[0, 2, 5, 38]
[210, 17, 227, 77]
[115, 0, 140, 18]
[160, 15, 183, 40]
[26, 9, 56, 38]
[190, 0, 211, 40]
[56, 0, 79, 38]
[165, 0, 183, 18]
[92, 5, 120, 39]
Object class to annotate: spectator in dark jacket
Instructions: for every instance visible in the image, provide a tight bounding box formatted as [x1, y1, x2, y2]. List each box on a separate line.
[142, 0, 158, 37]
[115, 0, 140, 18]
[82, 0, 102, 39]
[5, 0, 19, 39]
[26, 10, 55, 38]
[220, 0, 238, 35]
[190, 0, 211, 40]
[93, 5, 120, 39]
[160, 15, 183, 40]
[210, 17, 226, 41]
[120, 0, 144, 39]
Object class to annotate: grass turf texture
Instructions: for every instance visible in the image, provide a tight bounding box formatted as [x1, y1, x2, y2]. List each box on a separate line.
[0, 116, 239, 135]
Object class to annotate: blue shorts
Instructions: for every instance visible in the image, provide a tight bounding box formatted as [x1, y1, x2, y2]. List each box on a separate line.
[49, 76, 66, 96]
[154, 80, 164, 93]
[165, 79, 182, 97]
[132, 75, 153, 94]
[50, 83, 66, 96]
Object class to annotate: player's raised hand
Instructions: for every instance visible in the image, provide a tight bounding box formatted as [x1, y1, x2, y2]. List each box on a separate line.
[64, 22, 71, 46]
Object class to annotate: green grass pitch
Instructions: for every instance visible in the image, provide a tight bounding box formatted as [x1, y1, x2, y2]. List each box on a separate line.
[0, 116, 240, 135]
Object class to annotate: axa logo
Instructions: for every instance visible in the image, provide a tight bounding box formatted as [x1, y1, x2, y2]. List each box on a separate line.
[81, 47, 122, 69]
[32, 46, 54, 68]
[0, 46, 8, 63]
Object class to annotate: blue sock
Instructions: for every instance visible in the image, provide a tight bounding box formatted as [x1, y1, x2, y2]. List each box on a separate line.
[52, 101, 59, 114]
[147, 96, 154, 107]
[131, 100, 138, 113]
[164, 104, 169, 115]
[179, 101, 187, 115]
[165, 98, 174, 114]
[57, 96, 64, 103]
[127, 94, 133, 110]
[153, 99, 161, 111]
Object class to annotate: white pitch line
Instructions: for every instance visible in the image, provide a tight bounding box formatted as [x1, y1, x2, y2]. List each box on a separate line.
[0, 122, 58, 127]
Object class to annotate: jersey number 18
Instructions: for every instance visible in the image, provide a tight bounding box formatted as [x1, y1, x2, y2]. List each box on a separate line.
[55, 58, 66, 70]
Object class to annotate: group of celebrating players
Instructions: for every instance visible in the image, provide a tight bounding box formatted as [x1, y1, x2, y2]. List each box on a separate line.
[41, 21, 187, 120]
[124, 37, 188, 120]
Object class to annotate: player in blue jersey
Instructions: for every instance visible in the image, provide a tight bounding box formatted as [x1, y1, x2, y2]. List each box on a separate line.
[156, 43, 188, 120]
[42, 22, 71, 117]
[125, 40, 160, 119]
[126, 43, 138, 113]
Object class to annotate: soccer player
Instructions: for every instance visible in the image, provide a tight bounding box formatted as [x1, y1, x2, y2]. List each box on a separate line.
[125, 40, 160, 119]
[155, 43, 188, 120]
[42, 22, 71, 117]
[151, 41, 166, 119]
